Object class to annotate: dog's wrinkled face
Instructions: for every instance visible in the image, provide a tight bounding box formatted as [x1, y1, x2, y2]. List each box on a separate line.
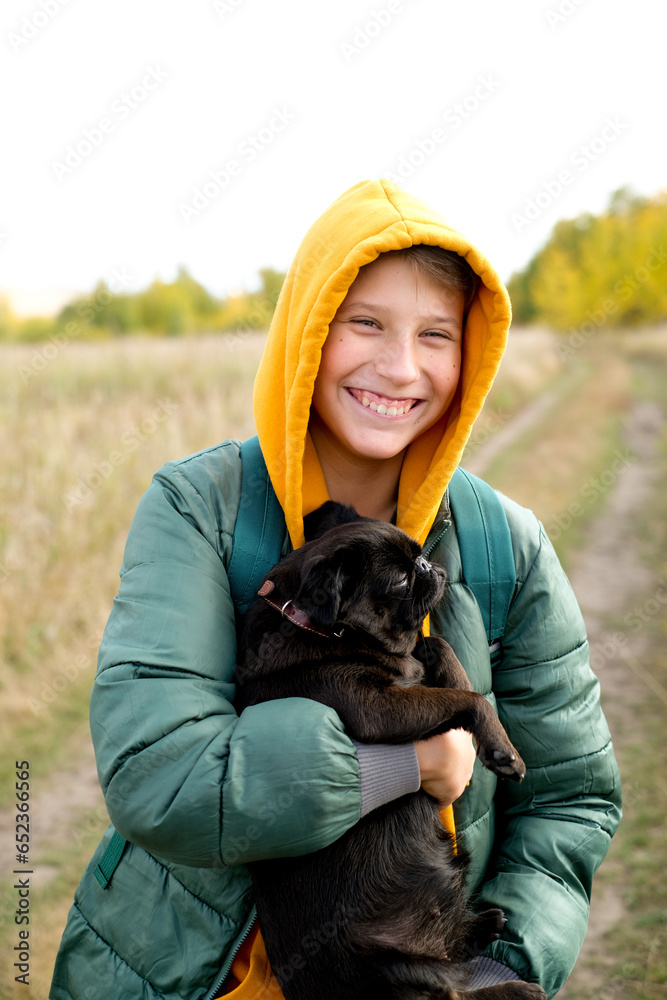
[287, 501, 446, 655]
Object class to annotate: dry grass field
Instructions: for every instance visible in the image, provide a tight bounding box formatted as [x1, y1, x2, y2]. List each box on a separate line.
[0, 333, 266, 771]
[0, 326, 665, 998]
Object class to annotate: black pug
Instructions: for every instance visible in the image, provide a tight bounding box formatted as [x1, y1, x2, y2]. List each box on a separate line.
[235, 501, 546, 1000]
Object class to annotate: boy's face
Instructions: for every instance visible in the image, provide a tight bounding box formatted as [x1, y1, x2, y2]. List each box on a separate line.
[310, 254, 464, 466]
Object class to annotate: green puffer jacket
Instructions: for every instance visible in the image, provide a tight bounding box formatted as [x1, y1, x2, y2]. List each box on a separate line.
[50, 440, 621, 1000]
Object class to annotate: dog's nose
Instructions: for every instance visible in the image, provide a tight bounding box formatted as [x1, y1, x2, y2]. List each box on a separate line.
[415, 555, 431, 576]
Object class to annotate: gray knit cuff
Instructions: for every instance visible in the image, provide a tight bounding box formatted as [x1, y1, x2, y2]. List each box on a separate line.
[465, 956, 522, 987]
[352, 741, 421, 817]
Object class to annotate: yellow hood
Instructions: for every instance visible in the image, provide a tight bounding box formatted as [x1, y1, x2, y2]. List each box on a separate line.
[253, 178, 511, 549]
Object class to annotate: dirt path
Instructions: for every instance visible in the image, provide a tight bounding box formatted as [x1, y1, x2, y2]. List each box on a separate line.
[555, 398, 666, 997]
[464, 385, 563, 478]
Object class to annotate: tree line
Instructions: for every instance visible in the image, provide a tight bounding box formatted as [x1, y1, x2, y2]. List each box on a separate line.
[507, 187, 667, 331]
[0, 266, 286, 343]
[2, 187, 665, 344]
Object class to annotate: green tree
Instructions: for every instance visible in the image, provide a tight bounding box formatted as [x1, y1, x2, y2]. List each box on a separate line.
[4, 265, 286, 341]
[174, 266, 219, 325]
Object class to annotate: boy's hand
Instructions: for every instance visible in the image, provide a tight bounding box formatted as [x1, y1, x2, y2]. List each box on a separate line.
[415, 729, 476, 807]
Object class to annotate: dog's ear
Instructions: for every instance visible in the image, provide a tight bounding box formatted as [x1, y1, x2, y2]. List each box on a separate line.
[303, 501, 362, 542]
[292, 546, 353, 627]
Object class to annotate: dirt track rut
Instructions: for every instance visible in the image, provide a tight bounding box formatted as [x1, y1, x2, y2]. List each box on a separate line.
[555, 399, 666, 996]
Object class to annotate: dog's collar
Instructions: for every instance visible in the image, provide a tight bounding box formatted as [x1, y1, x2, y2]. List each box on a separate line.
[257, 580, 346, 639]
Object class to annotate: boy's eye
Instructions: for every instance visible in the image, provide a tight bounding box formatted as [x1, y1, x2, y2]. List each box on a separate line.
[421, 329, 453, 340]
[352, 318, 378, 328]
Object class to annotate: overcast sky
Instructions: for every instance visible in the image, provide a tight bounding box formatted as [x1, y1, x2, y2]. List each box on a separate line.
[2, 0, 664, 315]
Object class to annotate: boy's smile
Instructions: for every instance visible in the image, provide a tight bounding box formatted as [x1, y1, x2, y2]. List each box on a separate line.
[346, 387, 421, 416]
[310, 254, 464, 470]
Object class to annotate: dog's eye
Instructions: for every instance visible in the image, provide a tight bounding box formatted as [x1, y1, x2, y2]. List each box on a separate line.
[391, 573, 409, 593]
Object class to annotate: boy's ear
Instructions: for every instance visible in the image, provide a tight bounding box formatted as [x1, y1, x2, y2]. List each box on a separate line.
[303, 500, 362, 542]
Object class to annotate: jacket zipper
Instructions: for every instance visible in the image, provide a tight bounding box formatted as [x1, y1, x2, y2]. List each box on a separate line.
[422, 514, 451, 561]
[203, 905, 257, 1000]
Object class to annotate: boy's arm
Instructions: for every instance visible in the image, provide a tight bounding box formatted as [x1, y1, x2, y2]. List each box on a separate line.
[90, 455, 362, 867]
[478, 515, 622, 999]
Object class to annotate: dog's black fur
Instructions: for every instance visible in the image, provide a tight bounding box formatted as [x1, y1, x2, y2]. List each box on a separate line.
[235, 501, 547, 1000]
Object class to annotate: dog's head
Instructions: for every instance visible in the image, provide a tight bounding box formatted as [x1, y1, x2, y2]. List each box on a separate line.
[271, 501, 446, 655]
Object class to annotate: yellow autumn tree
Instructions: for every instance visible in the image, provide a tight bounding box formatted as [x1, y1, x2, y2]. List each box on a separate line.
[508, 188, 667, 331]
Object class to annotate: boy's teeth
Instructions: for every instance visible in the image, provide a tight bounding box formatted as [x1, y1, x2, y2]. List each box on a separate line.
[355, 390, 414, 415]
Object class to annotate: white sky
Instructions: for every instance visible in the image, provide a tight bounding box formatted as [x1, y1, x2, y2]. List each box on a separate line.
[1, 0, 664, 314]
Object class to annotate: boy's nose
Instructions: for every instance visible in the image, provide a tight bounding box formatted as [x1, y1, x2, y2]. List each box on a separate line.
[374, 338, 420, 384]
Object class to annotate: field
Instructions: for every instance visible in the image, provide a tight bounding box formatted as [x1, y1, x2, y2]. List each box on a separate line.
[1, 326, 666, 998]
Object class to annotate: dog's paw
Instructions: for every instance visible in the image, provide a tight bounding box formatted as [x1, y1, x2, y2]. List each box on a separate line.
[469, 907, 507, 945]
[478, 907, 507, 940]
[478, 743, 526, 781]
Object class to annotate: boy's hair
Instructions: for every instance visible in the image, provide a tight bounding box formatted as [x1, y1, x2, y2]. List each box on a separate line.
[381, 245, 481, 318]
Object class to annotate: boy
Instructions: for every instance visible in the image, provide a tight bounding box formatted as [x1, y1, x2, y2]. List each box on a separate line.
[51, 180, 620, 999]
